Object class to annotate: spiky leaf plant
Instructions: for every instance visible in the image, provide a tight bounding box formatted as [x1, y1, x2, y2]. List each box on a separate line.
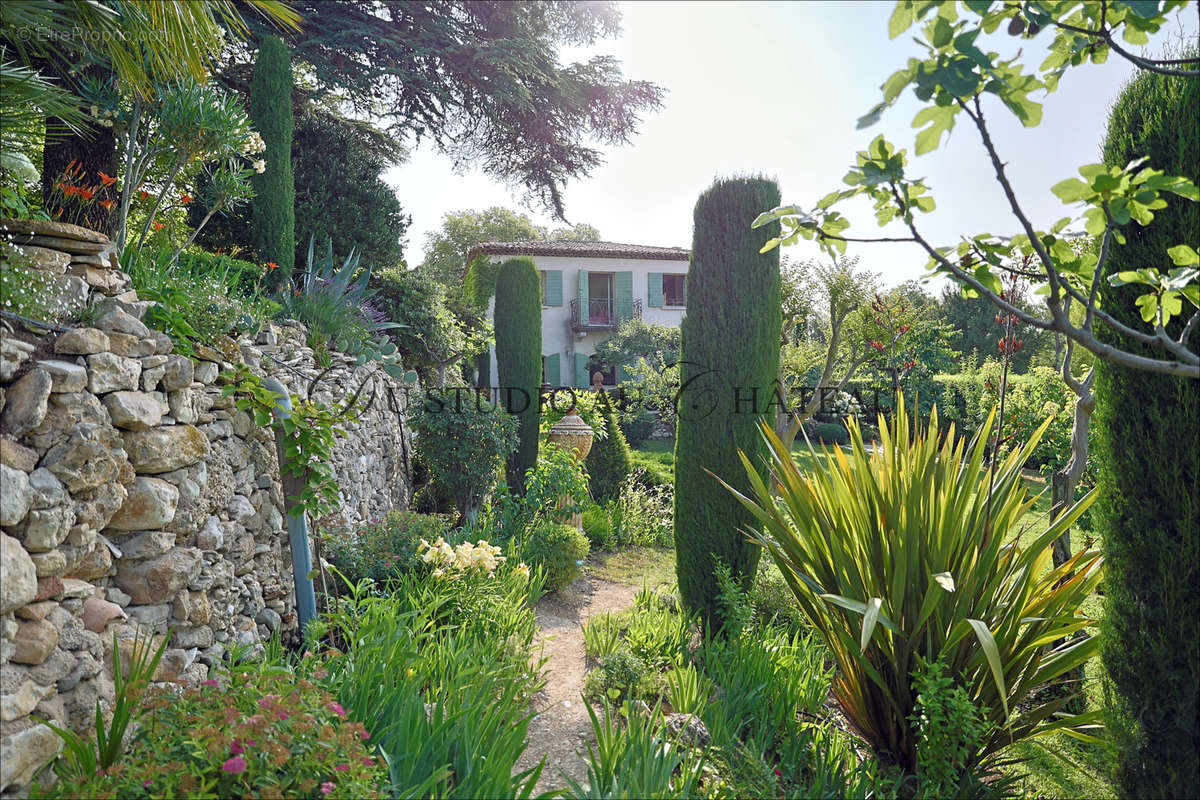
[717, 398, 1103, 775]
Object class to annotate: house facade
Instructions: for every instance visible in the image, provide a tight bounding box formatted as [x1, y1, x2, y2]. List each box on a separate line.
[468, 240, 690, 389]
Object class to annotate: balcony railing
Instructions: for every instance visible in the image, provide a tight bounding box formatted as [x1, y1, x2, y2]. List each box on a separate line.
[569, 298, 642, 332]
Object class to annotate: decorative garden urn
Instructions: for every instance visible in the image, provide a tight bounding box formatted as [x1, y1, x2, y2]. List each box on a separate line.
[548, 406, 594, 530]
[548, 406, 594, 461]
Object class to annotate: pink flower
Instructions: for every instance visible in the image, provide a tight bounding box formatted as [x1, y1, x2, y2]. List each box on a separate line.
[276, 711, 290, 720]
[230, 741, 245, 755]
[328, 702, 346, 717]
[202, 680, 219, 688]
[359, 729, 370, 740]
[335, 764, 350, 772]
[143, 780, 153, 788]
[321, 782, 336, 795]
[222, 756, 247, 774]
[362, 757, 374, 766]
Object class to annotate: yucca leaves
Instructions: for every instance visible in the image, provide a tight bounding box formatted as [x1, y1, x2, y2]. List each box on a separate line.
[715, 396, 1103, 773]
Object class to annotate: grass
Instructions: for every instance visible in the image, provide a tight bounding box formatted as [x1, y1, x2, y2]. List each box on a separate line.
[586, 546, 676, 590]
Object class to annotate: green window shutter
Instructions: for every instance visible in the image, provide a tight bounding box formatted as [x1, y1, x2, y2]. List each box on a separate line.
[545, 270, 563, 306]
[545, 353, 560, 386]
[616, 271, 633, 319]
[648, 272, 664, 307]
[578, 270, 589, 325]
[575, 353, 591, 388]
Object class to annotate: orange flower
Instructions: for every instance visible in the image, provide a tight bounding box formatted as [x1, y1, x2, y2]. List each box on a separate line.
[61, 184, 79, 197]
[152, 221, 165, 231]
[180, 193, 194, 204]
[138, 190, 150, 200]
[97, 171, 117, 187]
[99, 199, 115, 210]
[78, 187, 95, 200]
[266, 261, 279, 271]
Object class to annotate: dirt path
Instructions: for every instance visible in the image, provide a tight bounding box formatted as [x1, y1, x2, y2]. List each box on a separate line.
[514, 574, 640, 795]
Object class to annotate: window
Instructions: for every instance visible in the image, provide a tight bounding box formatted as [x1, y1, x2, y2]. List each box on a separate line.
[663, 274, 686, 306]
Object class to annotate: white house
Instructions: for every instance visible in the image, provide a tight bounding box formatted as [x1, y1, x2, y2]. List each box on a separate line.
[468, 240, 690, 389]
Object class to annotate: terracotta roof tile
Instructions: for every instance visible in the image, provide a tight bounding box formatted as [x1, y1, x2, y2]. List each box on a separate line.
[466, 239, 690, 263]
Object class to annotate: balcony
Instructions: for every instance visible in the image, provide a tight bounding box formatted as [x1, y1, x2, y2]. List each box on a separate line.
[569, 298, 642, 332]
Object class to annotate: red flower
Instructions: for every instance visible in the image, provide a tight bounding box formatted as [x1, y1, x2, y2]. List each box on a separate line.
[335, 764, 350, 772]
[266, 261, 279, 271]
[898, 324, 910, 334]
[138, 190, 150, 200]
[180, 193, 194, 204]
[78, 187, 96, 200]
[221, 756, 247, 774]
[97, 171, 117, 186]
[152, 221, 165, 231]
[870, 340, 884, 351]
[99, 199, 115, 211]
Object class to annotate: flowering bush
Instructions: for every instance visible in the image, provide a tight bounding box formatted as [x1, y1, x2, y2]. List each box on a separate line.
[42, 667, 385, 799]
[417, 536, 514, 579]
[322, 511, 452, 588]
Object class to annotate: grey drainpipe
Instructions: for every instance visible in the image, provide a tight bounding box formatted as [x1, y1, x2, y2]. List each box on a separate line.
[262, 377, 318, 637]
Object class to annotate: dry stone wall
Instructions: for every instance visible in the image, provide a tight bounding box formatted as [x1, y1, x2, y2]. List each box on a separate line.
[0, 222, 413, 794]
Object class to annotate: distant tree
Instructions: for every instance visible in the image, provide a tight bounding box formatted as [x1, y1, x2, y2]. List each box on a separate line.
[235, 1, 664, 219]
[248, 35, 295, 289]
[544, 222, 601, 241]
[421, 207, 544, 288]
[937, 276, 1054, 373]
[194, 108, 411, 271]
[585, 397, 633, 504]
[777, 256, 878, 446]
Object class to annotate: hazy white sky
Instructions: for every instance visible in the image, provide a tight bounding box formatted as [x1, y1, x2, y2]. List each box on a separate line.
[385, 0, 1197, 289]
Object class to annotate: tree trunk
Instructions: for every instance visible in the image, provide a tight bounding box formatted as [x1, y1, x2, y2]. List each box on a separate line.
[41, 62, 119, 237]
[1050, 378, 1094, 568]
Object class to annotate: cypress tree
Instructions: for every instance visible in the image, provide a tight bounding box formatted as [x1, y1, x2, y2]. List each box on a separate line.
[1096, 59, 1199, 799]
[248, 35, 295, 290]
[586, 392, 633, 503]
[494, 257, 542, 493]
[674, 176, 782, 633]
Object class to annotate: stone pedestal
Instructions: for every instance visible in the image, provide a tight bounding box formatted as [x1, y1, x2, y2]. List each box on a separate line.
[547, 408, 593, 530]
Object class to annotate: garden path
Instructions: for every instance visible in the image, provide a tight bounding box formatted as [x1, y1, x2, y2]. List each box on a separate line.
[514, 575, 640, 795]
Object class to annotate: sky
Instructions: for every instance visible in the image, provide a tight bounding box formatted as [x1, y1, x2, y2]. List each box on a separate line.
[384, 1, 1198, 290]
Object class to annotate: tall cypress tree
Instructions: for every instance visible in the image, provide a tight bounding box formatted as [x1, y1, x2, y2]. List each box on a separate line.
[494, 257, 541, 494]
[674, 176, 782, 633]
[1096, 61, 1199, 799]
[248, 35, 295, 290]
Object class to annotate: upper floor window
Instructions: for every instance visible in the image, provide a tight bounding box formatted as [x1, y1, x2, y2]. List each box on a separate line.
[539, 270, 548, 305]
[663, 273, 686, 306]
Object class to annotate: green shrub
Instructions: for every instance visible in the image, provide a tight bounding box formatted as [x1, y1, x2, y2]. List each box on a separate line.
[410, 393, 518, 523]
[248, 35, 295, 289]
[45, 664, 384, 799]
[493, 257, 541, 493]
[630, 450, 673, 490]
[316, 563, 543, 798]
[520, 520, 589, 593]
[129, 247, 276, 353]
[807, 421, 849, 447]
[723, 399, 1102, 775]
[585, 396, 633, 503]
[586, 649, 649, 703]
[608, 473, 673, 549]
[1096, 55, 1200, 799]
[909, 661, 993, 800]
[675, 176, 782, 633]
[322, 511, 453, 587]
[620, 410, 658, 447]
[581, 504, 612, 549]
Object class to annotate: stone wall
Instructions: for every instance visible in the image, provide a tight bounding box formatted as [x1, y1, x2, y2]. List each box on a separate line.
[0, 222, 413, 794]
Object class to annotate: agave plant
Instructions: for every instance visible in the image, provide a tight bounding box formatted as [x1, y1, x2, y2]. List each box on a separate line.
[715, 397, 1102, 775]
